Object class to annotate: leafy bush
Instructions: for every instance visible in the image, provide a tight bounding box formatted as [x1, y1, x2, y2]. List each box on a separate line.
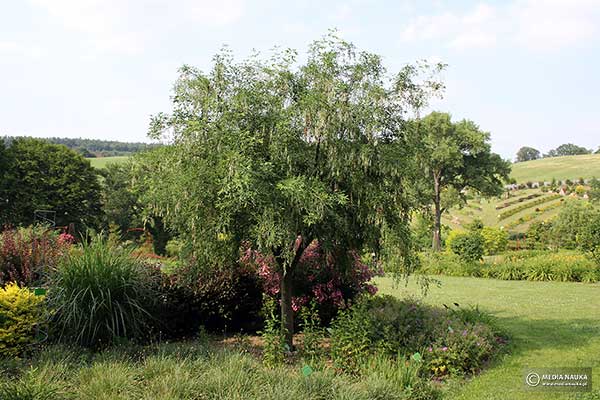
[47, 236, 157, 347]
[241, 241, 382, 325]
[329, 295, 502, 379]
[0, 226, 73, 287]
[481, 227, 508, 255]
[578, 210, 600, 265]
[551, 200, 594, 249]
[0, 283, 46, 357]
[154, 262, 264, 338]
[446, 231, 484, 262]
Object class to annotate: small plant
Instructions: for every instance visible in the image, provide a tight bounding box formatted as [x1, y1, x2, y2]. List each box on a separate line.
[299, 300, 323, 364]
[47, 235, 156, 347]
[0, 283, 47, 357]
[260, 295, 284, 368]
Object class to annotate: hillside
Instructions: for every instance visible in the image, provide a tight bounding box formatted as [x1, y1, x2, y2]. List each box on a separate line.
[88, 156, 129, 168]
[510, 154, 600, 183]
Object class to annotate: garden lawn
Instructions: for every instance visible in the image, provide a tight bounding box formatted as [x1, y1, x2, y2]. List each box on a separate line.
[378, 276, 600, 399]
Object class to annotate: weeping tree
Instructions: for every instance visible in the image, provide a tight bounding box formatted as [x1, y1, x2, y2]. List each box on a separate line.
[411, 112, 511, 251]
[143, 34, 443, 348]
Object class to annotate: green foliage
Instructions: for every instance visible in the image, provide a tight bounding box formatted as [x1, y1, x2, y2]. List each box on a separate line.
[578, 209, 600, 265]
[446, 230, 484, 262]
[299, 300, 324, 364]
[412, 112, 511, 250]
[329, 295, 501, 379]
[590, 178, 600, 203]
[422, 250, 599, 283]
[0, 283, 46, 357]
[480, 227, 508, 255]
[47, 236, 156, 347]
[551, 200, 594, 249]
[0, 138, 103, 228]
[260, 296, 284, 368]
[515, 146, 541, 162]
[544, 143, 591, 157]
[138, 34, 445, 346]
[100, 162, 142, 234]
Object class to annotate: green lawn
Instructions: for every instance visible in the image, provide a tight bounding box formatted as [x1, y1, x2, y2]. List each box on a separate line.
[378, 276, 600, 399]
[511, 154, 600, 183]
[88, 156, 129, 168]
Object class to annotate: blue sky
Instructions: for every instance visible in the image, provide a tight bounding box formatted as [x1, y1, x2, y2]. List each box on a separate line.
[1, 0, 599, 160]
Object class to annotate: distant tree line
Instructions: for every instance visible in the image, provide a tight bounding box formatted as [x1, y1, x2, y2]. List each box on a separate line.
[515, 143, 599, 162]
[1, 136, 160, 157]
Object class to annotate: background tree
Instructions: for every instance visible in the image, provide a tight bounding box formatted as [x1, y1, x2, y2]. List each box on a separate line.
[101, 162, 142, 234]
[0, 138, 102, 228]
[412, 112, 510, 251]
[544, 143, 591, 157]
[0, 141, 15, 223]
[143, 35, 443, 348]
[515, 146, 541, 162]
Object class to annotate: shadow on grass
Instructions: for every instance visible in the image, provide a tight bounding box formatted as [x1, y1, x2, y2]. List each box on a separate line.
[493, 315, 600, 356]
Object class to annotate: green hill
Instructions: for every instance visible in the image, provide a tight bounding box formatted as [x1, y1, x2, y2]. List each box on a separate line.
[510, 154, 600, 183]
[88, 156, 129, 168]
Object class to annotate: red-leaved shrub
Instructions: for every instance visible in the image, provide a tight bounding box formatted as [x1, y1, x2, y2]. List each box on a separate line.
[240, 240, 382, 325]
[0, 226, 72, 287]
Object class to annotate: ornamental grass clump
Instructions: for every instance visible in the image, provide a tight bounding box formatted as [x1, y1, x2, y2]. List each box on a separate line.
[48, 236, 156, 348]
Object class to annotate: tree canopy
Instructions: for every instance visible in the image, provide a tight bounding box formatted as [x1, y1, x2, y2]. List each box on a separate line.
[544, 143, 591, 157]
[411, 112, 511, 251]
[0, 138, 103, 228]
[142, 35, 444, 346]
[515, 146, 541, 162]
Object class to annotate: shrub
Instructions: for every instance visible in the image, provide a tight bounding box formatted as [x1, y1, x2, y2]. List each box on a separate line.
[0, 282, 46, 357]
[481, 227, 508, 255]
[47, 236, 157, 347]
[446, 231, 484, 262]
[241, 241, 382, 326]
[578, 210, 600, 265]
[329, 295, 502, 379]
[0, 226, 72, 287]
[154, 262, 264, 338]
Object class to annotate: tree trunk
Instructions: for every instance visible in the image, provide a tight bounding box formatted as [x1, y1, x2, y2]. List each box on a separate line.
[276, 237, 309, 351]
[280, 267, 294, 350]
[432, 172, 442, 251]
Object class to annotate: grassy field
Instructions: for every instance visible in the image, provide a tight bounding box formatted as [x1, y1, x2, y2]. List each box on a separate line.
[511, 154, 600, 183]
[379, 276, 600, 399]
[88, 156, 129, 168]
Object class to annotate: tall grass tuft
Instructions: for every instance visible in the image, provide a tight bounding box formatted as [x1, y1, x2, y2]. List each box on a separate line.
[48, 235, 156, 348]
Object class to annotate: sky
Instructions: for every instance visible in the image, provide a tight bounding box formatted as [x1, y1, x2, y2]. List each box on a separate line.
[1, 0, 599, 160]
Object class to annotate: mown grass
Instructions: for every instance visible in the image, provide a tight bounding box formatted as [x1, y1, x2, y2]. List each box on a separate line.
[378, 276, 600, 399]
[510, 154, 600, 183]
[88, 156, 129, 169]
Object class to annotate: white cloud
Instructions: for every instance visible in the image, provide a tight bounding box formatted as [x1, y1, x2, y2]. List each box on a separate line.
[400, 0, 600, 51]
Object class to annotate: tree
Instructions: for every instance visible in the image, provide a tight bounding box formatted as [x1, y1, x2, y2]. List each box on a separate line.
[544, 143, 591, 157]
[515, 146, 540, 162]
[142, 35, 443, 348]
[0, 138, 103, 228]
[412, 112, 510, 251]
[101, 162, 142, 234]
[0, 140, 15, 223]
[589, 178, 600, 203]
[578, 209, 600, 266]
